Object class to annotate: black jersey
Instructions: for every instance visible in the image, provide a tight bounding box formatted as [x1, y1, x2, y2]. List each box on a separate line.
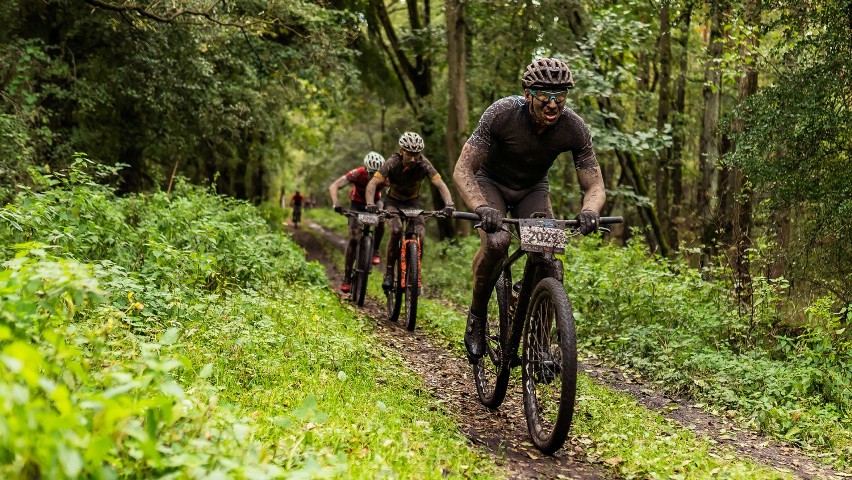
[467, 96, 599, 190]
[374, 152, 441, 201]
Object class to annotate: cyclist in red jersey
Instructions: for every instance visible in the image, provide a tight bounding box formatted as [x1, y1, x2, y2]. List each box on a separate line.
[290, 190, 305, 228]
[329, 152, 388, 292]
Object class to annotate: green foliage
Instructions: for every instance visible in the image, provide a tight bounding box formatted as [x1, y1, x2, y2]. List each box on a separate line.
[561, 237, 852, 467]
[725, 0, 852, 306]
[0, 162, 495, 478]
[0, 0, 358, 200]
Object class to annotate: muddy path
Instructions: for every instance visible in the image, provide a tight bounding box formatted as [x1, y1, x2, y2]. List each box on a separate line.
[288, 222, 846, 480]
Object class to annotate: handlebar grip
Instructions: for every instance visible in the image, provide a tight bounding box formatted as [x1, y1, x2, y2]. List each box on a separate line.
[600, 216, 623, 224]
[452, 211, 481, 221]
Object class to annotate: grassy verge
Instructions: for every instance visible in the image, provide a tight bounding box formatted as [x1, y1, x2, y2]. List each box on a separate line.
[310, 209, 801, 478]
[0, 163, 496, 479]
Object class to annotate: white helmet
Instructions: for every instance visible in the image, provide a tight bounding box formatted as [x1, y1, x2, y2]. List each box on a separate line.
[364, 151, 384, 172]
[398, 132, 425, 153]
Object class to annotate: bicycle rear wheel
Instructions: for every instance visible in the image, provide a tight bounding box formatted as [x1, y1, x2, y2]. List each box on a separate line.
[472, 269, 512, 408]
[521, 277, 577, 454]
[386, 254, 403, 322]
[353, 235, 371, 306]
[403, 240, 419, 331]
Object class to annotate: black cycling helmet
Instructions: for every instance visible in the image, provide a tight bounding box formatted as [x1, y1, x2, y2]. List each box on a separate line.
[521, 57, 575, 90]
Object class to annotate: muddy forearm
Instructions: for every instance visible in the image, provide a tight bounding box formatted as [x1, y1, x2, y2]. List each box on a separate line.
[452, 143, 488, 209]
[328, 176, 348, 206]
[365, 178, 380, 205]
[432, 179, 455, 206]
[577, 167, 606, 213]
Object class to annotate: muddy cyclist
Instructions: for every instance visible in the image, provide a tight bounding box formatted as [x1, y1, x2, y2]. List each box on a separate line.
[452, 57, 606, 362]
[365, 132, 455, 291]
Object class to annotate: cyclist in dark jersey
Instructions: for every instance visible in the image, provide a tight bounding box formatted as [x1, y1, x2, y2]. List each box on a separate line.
[453, 58, 606, 362]
[365, 132, 455, 290]
[329, 151, 389, 292]
[290, 190, 305, 228]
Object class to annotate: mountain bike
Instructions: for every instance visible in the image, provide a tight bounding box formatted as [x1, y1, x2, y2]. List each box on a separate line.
[339, 209, 383, 306]
[383, 209, 448, 331]
[454, 211, 623, 454]
[291, 205, 302, 229]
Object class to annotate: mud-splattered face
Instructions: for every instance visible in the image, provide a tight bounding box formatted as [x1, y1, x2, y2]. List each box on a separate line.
[524, 89, 566, 128]
[401, 149, 419, 167]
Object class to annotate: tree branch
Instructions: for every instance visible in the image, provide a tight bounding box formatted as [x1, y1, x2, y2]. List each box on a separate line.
[81, 0, 254, 28]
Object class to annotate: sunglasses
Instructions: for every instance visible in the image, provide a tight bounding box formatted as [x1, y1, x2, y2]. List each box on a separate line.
[529, 89, 568, 104]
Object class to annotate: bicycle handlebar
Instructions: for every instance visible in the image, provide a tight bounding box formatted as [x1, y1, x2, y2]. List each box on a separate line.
[452, 211, 624, 226]
[339, 209, 449, 219]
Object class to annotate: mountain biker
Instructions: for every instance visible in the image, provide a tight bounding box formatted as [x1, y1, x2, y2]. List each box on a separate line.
[365, 132, 456, 291]
[328, 151, 389, 292]
[290, 190, 305, 228]
[452, 57, 606, 362]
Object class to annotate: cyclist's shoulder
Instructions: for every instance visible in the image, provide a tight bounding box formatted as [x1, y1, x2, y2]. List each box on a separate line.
[557, 107, 591, 129]
[483, 95, 526, 115]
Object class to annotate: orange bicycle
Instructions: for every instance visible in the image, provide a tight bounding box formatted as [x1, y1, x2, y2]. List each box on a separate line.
[382, 209, 448, 331]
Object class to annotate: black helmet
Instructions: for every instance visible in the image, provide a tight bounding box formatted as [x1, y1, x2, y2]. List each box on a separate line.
[521, 58, 575, 89]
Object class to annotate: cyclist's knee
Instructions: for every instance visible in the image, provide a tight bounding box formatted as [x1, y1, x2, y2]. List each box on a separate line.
[483, 230, 511, 255]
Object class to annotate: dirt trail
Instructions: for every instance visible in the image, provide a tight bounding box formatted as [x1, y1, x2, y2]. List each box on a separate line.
[289, 221, 846, 480]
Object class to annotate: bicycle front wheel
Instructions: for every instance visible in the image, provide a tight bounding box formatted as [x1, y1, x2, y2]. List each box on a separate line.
[472, 269, 512, 408]
[403, 240, 419, 331]
[386, 255, 403, 322]
[353, 235, 372, 306]
[521, 277, 577, 454]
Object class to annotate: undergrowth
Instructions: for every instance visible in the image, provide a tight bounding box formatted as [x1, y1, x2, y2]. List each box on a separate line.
[0, 157, 495, 479]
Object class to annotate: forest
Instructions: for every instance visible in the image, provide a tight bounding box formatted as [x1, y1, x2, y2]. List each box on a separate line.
[0, 0, 850, 478]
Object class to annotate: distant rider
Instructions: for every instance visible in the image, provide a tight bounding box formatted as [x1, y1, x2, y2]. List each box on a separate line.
[290, 190, 305, 228]
[365, 132, 455, 290]
[328, 151, 388, 292]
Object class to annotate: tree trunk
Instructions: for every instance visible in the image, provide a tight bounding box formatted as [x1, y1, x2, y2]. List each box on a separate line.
[698, 3, 725, 260]
[732, 0, 760, 307]
[655, 2, 672, 246]
[445, 0, 469, 236]
[670, 5, 692, 252]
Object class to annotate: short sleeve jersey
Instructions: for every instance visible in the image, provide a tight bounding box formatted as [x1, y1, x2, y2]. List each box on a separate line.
[345, 166, 383, 203]
[291, 193, 304, 206]
[466, 96, 599, 190]
[375, 152, 440, 201]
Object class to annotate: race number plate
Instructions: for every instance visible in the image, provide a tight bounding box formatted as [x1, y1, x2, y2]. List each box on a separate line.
[400, 209, 424, 218]
[358, 213, 380, 225]
[519, 218, 568, 254]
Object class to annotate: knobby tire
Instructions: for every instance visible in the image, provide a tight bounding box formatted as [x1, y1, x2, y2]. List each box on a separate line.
[353, 235, 371, 306]
[472, 269, 512, 408]
[403, 240, 419, 331]
[386, 248, 403, 322]
[521, 277, 577, 454]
